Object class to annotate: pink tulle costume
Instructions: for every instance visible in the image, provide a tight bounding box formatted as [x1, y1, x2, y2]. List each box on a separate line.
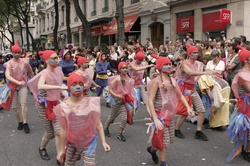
[75, 68, 94, 94]
[147, 75, 182, 150]
[27, 67, 64, 120]
[226, 69, 250, 163]
[53, 97, 100, 156]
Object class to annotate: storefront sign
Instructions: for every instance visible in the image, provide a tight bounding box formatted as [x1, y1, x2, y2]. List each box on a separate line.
[78, 26, 84, 31]
[203, 12, 227, 31]
[176, 16, 194, 34]
[220, 9, 231, 24]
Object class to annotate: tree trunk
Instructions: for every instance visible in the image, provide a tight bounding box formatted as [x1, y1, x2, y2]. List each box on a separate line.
[53, 0, 59, 50]
[25, 17, 30, 51]
[1, 31, 13, 44]
[16, 16, 24, 46]
[27, 28, 35, 51]
[116, 0, 125, 46]
[65, 0, 72, 43]
[73, 0, 92, 47]
[8, 30, 15, 44]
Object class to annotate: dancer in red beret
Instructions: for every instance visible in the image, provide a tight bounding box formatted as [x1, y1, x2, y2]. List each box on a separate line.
[54, 72, 110, 166]
[226, 46, 250, 163]
[1, 40, 34, 133]
[27, 50, 67, 164]
[128, 49, 154, 117]
[174, 44, 216, 141]
[104, 62, 135, 142]
[75, 56, 100, 96]
[147, 57, 193, 166]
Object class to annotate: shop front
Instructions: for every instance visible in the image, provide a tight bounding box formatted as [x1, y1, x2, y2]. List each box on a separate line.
[176, 11, 194, 40]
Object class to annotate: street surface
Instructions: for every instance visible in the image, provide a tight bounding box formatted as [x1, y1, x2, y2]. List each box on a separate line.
[0, 93, 249, 166]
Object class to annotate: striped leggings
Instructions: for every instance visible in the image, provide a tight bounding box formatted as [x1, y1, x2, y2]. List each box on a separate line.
[105, 99, 127, 129]
[11, 85, 28, 109]
[36, 102, 60, 140]
[64, 143, 95, 166]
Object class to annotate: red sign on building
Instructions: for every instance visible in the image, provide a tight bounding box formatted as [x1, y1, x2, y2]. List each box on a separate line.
[220, 9, 231, 24]
[176, 16, 194, 34]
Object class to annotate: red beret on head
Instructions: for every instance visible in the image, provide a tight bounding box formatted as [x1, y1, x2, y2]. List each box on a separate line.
[156, 57, 171, 71]
[135, 51, 145, 60]
[237, 46, 250, 62]
[67, 72, 84, 90]
[40, 50, 56, 62]
[76, 56, 88, 66]
[12, 40, 21, 53]
[118, 61, 127, 71]
[186, 44, 198, 56]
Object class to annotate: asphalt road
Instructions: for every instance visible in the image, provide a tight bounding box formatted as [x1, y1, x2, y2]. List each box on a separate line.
[0, 93, 249, 166]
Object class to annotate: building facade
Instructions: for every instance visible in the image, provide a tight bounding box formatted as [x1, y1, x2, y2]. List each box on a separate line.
[168, 0, 250, 42]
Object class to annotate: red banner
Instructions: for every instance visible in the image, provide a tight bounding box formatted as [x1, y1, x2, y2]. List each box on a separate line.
[220, 9, 231, 24]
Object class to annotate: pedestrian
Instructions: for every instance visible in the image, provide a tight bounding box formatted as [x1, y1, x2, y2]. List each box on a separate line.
[226, 46, 250, 163]
[27, 50, 67, 163]
[54, 72, 110, 166]
[1, 40, 34, 133]
[59, 49, 77, 84]
[147, 57, 194, 166]
[174, 44, 216, 141]
[95, 52, 113, 97]
[104, 62, 135, 142]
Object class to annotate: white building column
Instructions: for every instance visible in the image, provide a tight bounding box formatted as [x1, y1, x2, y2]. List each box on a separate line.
[194, 8, 202, 41]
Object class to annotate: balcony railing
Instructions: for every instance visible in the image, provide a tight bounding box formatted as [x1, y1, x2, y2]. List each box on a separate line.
[36, 3, 45, 13]
[102, 6, 109, 13]
[91, 10, 96, 16]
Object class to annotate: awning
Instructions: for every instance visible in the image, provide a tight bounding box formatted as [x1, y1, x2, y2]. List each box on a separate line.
[104, 14, 139, 36]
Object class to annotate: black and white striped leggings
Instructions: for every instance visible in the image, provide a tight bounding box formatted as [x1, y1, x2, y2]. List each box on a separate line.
[36, 102, 60, 140]
[105, 99, 127, 129]
[64, 143, 95, 166]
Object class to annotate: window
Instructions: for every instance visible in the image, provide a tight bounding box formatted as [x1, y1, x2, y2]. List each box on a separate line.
[61, 5, 65, 23]
[82, 0, 86, 15]
[102, 0, 109, 13]
[91, 0, 97, 16]
[131, 0, 139, 4]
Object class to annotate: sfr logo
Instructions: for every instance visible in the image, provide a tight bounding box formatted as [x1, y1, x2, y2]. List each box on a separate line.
[182, 21, 189, 28]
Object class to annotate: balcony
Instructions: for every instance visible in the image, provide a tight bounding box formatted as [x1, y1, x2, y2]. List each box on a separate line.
[91, 10, 96, 16]
[74, 17, 78, 22]
[102, 6, 109, 13]
[36, 3, 45, 13]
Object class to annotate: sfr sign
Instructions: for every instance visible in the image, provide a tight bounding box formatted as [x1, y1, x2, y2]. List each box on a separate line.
[181, 18, 190, 31]
[220, 9, 231, 24]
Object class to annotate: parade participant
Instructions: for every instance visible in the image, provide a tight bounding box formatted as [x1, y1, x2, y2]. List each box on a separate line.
[75, 56, 100, 95]
[147, 57, 194, 166]
[95, 52, 113, 97]
[128, 48, 154, 113]
[174, 44, 216, 141]
[54, 72, 110, 165]
[27, 50, 66, 162]
[226, 46, 250, 163]
[59, 49, 77, 84]
[104, 62, 134, 142]
[1, 40, 34, 133]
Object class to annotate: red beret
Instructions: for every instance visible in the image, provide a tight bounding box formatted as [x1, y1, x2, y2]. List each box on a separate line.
[237, 46, 250, 62]
[39, 50, 56, 62]
[186, 44, 198, 56]
[76, 56, 88, 66]
[118, 61, 127, 71]
[156, 57, 171, 71]
[12, 40, 21, 53]
[67, 72, 84, 90]
[135, 51, 144, 60]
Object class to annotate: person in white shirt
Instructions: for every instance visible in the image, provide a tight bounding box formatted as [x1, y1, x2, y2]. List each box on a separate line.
[109, 46, 118, 61]
[206, 50, 225, 78]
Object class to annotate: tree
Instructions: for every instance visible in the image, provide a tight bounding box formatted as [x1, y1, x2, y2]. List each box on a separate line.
[73, 0, 92, 47]
[3, 0, 34, 51]
[53, 0, 59, 50]
[115, 0, 125, 46]
[65, 0, 72, 44]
